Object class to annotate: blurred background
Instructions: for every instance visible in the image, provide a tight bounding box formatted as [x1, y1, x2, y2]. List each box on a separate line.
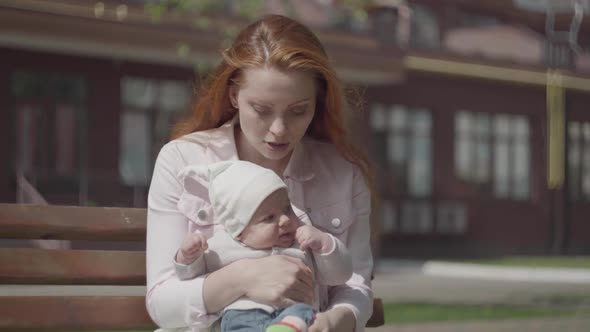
[1, 0, 589, 330]
[2, 0, 589, 257]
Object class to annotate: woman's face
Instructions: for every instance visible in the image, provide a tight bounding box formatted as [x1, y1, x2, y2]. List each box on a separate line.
[231, 66, 317, 165]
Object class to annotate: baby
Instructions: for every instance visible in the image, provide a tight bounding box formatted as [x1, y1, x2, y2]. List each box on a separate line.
[175, 160, 353, 332]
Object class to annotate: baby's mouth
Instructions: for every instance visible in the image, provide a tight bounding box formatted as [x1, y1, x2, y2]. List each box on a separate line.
[278, 232, 295, 243]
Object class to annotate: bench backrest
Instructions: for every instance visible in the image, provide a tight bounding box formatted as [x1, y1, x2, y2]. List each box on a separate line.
[0, 204, 384, 331]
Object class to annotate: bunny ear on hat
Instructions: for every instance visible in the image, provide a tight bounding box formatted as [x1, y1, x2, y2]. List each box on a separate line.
[177, 165, 209, 197]
[177, 161, 236, 192]
[176, 161, 236, 227]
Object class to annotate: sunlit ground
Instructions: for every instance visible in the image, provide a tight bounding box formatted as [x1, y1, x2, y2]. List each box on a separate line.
[445, 256, 590, 269]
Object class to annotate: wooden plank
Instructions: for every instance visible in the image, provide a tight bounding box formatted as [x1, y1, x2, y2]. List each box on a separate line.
[0, 248, 145, 285]
[0, 204, 146, 241]
[367, 298, 385, 327]
[0, 296, 157, 331]
[0, 296, 384, 329]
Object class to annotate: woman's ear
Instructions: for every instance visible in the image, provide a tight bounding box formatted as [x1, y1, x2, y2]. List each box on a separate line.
[229, 86, 239, 109]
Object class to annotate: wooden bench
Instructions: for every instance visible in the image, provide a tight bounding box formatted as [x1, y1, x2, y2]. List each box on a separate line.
[0, 204, 384, 331]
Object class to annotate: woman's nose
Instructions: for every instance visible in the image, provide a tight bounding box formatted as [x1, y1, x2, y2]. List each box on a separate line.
[269, 117, 287, 137]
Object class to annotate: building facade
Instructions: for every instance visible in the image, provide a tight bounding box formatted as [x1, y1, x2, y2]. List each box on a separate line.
[1, 0, 589, 256]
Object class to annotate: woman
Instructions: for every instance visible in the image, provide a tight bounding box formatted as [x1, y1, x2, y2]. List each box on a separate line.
[146, 14, 374, 332]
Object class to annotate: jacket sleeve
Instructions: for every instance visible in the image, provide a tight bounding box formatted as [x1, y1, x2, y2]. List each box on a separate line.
[145, 142, 219, 329]
[327, 166, 373, 332]
[174, 254, 207, 281]
[313, 235, 353, 286]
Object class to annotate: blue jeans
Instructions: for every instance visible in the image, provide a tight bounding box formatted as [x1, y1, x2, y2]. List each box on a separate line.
[221, 303, 315, 332]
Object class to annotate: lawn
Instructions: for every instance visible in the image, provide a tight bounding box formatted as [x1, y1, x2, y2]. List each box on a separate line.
[445, 256, 590, 269]
[383, 302, 590, 324]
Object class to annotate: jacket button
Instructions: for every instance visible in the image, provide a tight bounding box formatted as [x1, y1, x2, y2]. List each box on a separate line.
[331, 218, 341, 228]
[197, 209, 208, 220]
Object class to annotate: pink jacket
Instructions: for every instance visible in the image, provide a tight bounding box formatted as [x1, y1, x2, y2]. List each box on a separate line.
[146, 120, 373, 331]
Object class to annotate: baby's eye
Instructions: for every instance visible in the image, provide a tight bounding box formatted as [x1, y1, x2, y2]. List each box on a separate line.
[263, 214, 276, 223]
[283, 205, 293, 214]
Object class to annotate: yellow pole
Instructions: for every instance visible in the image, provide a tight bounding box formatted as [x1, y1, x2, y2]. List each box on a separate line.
[546, 70, 566, 189]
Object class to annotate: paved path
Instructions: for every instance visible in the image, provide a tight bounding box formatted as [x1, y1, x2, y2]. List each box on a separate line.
[366, 317, 590, 332]
[373, 272, 590, 306]
[373, 259, 590, 307]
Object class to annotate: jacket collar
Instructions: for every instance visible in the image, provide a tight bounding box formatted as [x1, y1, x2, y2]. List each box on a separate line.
[283, 137, 315, 182]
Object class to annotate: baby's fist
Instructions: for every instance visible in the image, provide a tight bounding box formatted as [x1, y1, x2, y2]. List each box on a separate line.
[177, 232, 208, 265]
[295, 225, 333, 253]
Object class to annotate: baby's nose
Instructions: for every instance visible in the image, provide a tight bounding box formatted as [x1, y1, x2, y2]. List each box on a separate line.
[278, 214, 292, 227]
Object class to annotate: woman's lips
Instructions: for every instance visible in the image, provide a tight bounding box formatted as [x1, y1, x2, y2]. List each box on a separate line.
[265, 142, 289, 152]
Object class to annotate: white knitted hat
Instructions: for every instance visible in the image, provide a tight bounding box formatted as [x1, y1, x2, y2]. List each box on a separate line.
[178, 160, 287, 238]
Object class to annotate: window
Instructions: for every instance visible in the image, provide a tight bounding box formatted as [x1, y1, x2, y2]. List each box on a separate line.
[380, 200, 396, 233]
[11, 71, 87, 199]
[436, 201, 467, 234]
[568, 121, 590, 200]
[454, 111, 531, 199]
[119, 77, 190, 186]
[400, 201, 432, 233]
[455, 111, 491, 184]
[371, 104, 432, 196]
[370, 104, 435, 234]
[371, 104, 470, 235]
[409, 4, 440, 50]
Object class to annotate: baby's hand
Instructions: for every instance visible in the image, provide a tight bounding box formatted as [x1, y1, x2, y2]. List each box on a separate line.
[176, 232, 208, 265]
[295, 225, 333, 254]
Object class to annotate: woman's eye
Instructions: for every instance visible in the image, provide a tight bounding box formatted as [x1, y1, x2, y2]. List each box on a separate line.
[291, 107, 307, 116]
[253, 105, 270, 116]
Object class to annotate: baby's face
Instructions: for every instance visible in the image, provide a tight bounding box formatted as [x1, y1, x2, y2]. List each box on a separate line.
[237, 188, 301, 249]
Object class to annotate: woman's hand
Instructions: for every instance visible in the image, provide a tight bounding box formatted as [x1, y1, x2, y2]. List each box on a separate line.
[242, 255, 315, 308]
[309, 307, 356, 332]
[203, 254, 313, 313]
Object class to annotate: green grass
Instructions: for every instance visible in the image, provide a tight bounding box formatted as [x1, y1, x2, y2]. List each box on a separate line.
[444, 256, 590, 269]
[76, 299, 590, 330]
[383, 302, 589, 324]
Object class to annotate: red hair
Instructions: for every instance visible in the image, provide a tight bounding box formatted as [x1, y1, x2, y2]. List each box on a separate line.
[172, 15, 374, 192]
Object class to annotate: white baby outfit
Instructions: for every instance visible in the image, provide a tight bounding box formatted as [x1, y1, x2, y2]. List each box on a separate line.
[174, 161, 353, 315]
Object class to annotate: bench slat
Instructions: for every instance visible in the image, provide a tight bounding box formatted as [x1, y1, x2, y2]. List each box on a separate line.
[0, 296, 384, 330]
[0, 248, 145, 285]
[0, 204, 146, 241]
[0, 296, 156, 331]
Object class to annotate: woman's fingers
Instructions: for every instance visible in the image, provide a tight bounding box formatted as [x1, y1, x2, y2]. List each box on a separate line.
[281, 255, 314, 288]
[308, 312, 330, 332]
[277, 255, 315, 305]
[285, 272, 313, 302]
[242, 255, 315, 307]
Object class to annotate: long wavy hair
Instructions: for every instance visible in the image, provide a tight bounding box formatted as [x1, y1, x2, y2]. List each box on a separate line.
[172, 14, 374, 193]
